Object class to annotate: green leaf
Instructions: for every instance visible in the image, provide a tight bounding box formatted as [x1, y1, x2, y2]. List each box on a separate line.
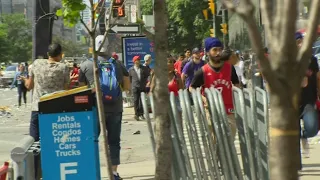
[56, 9, 63, 16]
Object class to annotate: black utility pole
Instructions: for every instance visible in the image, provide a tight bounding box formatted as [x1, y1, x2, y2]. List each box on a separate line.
[33, 0, 54, 59]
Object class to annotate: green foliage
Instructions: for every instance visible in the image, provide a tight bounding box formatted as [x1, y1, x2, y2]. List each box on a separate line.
[141, 0, 211, 53]
[141, 0, 153, 15]
[0, 14, 32, 63]
[53, 37, 88, 57]
[56, 0, 87, 27]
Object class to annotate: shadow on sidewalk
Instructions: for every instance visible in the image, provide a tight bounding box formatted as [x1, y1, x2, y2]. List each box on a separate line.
[303, 163, 320, 168]
[300, 163, 320, 177]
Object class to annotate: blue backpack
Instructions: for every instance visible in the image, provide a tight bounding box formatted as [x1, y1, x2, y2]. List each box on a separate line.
[98, 58, 121, 103]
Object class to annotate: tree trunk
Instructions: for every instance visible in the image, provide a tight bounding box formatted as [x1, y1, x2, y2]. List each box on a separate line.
[223, 0, 320, 179]
[89, 0, 114, 179]
[153, 0, 172, 179]
[269, 89, 301, 180]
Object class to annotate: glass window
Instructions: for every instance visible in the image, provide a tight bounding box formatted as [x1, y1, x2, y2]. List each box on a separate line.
[5, 66, 17, 71]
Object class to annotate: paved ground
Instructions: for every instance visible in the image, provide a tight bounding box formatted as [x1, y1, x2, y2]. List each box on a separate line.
[1, 88, 320, 179]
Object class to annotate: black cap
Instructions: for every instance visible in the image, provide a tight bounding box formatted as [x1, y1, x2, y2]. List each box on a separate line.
[192, 48, 200, 54]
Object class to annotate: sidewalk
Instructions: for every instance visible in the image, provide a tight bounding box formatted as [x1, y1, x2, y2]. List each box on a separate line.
[300, 139, 320, 180]
[100, 107, 155, 179]
[99, 107, 320, 179]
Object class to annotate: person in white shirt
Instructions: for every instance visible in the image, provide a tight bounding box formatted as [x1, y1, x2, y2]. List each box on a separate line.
[235, 51, 247, 88]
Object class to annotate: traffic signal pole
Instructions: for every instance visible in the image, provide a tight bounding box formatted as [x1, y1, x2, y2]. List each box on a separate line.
[34, 0, 55, 59]
[222, 9, 227, 47]
[208, 0, 216, 37]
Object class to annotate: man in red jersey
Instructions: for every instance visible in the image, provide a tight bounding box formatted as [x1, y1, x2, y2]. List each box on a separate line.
[190, 37, 239, 140]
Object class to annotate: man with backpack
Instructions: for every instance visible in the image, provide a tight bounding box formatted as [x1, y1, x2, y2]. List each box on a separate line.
[128, 56, 150, 121]
[78, 35, 130, 180]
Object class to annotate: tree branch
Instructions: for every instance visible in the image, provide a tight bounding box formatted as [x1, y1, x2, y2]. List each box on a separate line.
[223, 0, 273, 80]
[96, 0, 128, 53]
[92, 0, 107, 32]
[89, 0, 93, 9]
[275, 1, 297, 52]
[297, 0, 320, 64]
[260, 0, 273, 43]
[80, 18, 91, 34]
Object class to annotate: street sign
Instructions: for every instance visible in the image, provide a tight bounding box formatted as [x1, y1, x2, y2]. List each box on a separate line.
[130, 5, 137, 23]
[109, 24, 141, 34]
[122, 36, 155, 69]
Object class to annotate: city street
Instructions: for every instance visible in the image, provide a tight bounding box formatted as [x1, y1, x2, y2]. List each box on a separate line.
[0, 88, 155, 179]
[1, 88, 320, 179]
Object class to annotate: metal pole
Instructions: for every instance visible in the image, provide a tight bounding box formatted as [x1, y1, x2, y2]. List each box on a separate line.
[34, 0, 51, 59]
[212, 1, 216, 37]
[136, 0, 141, 19]
[222, 9, 227, 47]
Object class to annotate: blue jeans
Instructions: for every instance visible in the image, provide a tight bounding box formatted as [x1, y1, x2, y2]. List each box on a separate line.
[29, 111, 40, 178]
[29, 111, 40, 141]
[300, 104, 319, 138]
[17, 84, 27, 106]
[98, 112, 122, 166]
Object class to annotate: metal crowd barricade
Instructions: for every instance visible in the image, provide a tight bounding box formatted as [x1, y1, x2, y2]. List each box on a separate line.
[243, 88, 264, 179]
[143, 86, 270, 180]
[254, 87, 270, 180]
[233, 87, 257, 180]
[178, 89, 202, 179]
[141, 92, 156, 157]
[212, 87, 243, 180]
[10, 136, 41, 180]
[170, 92, 193, 179]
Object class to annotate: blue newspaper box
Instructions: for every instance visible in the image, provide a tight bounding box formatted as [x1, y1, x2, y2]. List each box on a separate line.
[38, 87, 101, 180]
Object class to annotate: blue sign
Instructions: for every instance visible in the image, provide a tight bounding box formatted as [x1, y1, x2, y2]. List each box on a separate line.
[39, 110, 100, 180]
[122, 36, 155, 69]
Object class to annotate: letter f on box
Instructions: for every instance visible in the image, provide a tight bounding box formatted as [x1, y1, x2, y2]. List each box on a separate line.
[60, 162, 78, 180]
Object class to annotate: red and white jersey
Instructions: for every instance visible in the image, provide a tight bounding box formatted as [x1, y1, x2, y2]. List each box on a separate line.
[202, 62, 234, 114]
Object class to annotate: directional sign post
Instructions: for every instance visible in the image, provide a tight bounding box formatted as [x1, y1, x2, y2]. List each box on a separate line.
[108, 24, 141, 34]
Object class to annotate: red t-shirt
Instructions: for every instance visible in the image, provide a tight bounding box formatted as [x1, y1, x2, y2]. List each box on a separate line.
[202, 63, 234, 114]
[71, 67, 79, 81]
[174, 61, 183, 75]
[168, 76, 179, 96]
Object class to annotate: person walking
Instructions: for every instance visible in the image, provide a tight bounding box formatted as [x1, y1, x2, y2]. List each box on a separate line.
[22, 43, 70, 179]
[174, 54, 185, 76]
[78, 35, 130, 180]
[128, 56, 150, 121]
[190, 37, 240, 141]
[295, 32, 319, 169]
[181, 48, 206, 89]
[11, 64, 28, 107]
[23, 43, 70, 142]
[69, 63, 79, 89]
